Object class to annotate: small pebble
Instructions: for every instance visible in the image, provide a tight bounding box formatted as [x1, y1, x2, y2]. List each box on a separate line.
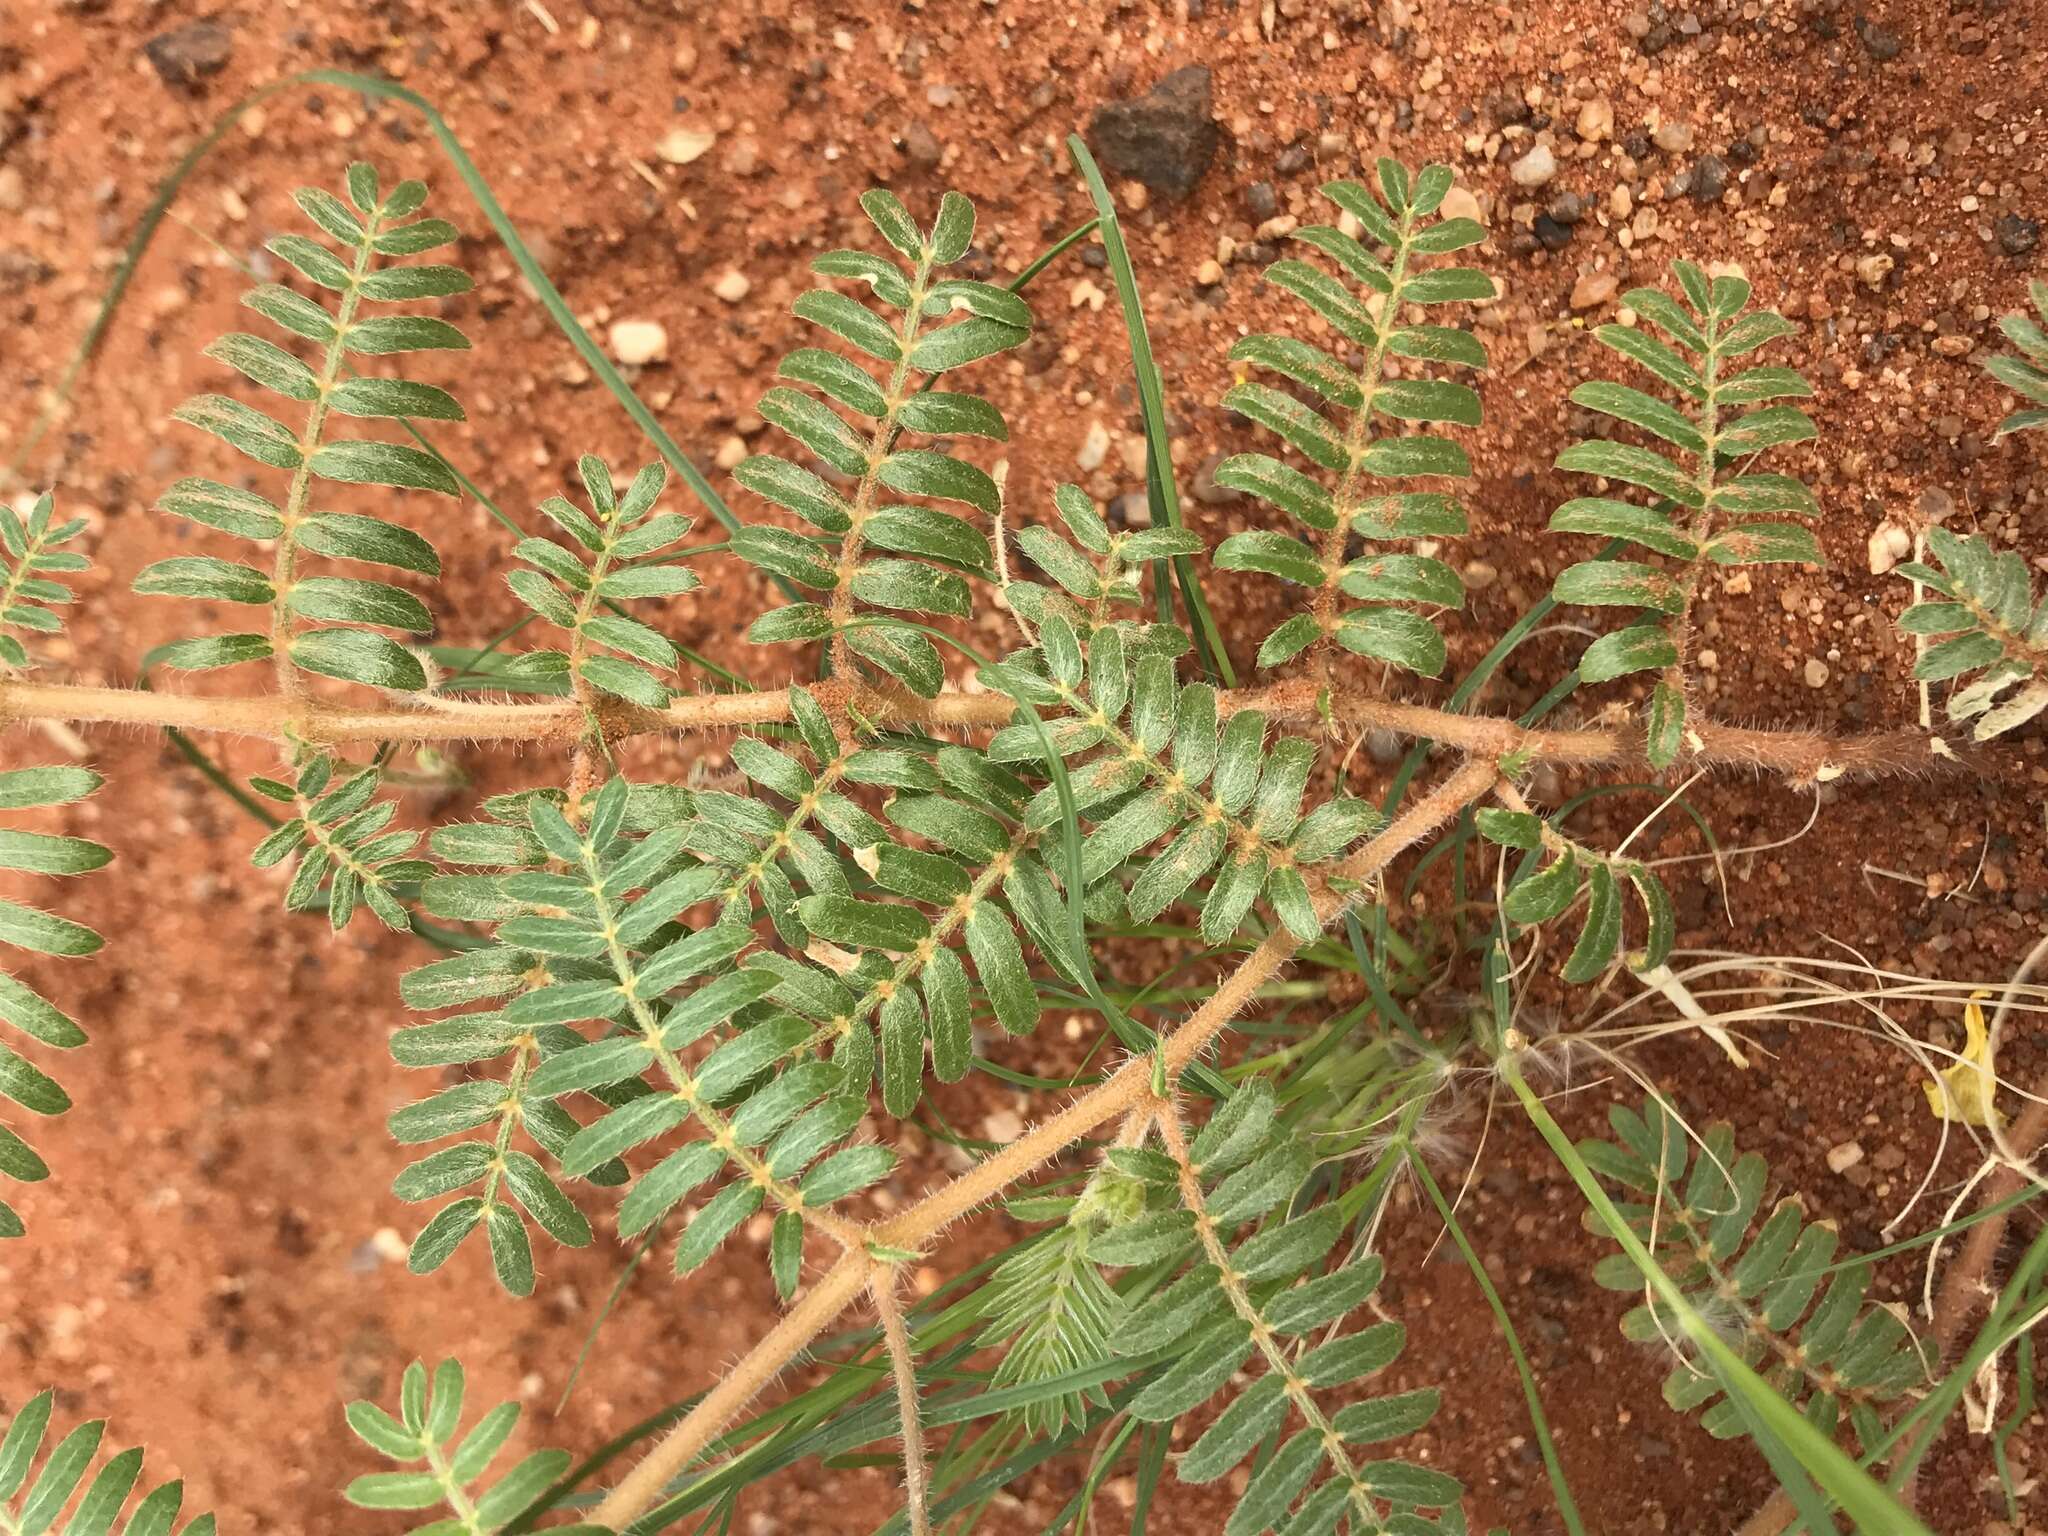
[1438, 185, 1484, 226]
[1076, 419, 1110, 472]
[1569, 270, 1618, 310]
[1192, 451, 1239, 505]
[1826, 1140, 1864, 1174]
[712, 269, 751, 304]
[1867, 524, 1912, 575]
[1461, 559, 1498, 591]
[1244, 180, 1279, 220]
[1195, 257, 1224, 286]
[1533, 214, 1573, 251]
[1689, 153, 1729, 204]
[1509, 143, 1557, 188]
[1652, 121, 1693, 154]
[1804, 658, 1831, 689]
[982, 1110, 1024, 1144]
[1855, 253, 1894, 290]
[900, 122, 943, 168]
[655, 127, 716, 165]
[1575, 97, 1614, 143]
[1856, 18, 1903, 61]
[608, 319, 668, 365]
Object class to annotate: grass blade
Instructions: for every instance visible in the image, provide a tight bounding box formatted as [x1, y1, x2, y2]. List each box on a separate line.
[1065, 135, 1235, 689]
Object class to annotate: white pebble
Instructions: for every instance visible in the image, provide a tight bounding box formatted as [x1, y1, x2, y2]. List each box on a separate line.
[1826, 1141, 1864, 1174]
[655, 127, 716, 165]
[1076, 419, 1110, 472]
[712, 269, 752, 304]
[1804, 657, 1831, 689]
[608, 319, 668, 365]
[1509, 143, 1557, 188]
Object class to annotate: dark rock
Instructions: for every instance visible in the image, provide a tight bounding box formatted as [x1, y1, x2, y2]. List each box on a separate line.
[1275, 143, 1311, 176]
[1533, 214, 1573, 251]
[1086, 66, 1218, 201]
[1546, 191, 1586, 225]
[1856, 16, 1903, 60]
[1484, 92, 1531, 129]
[1079, 245, 1107, 269]
[1622, 131, 1654, 161]
[143, 21, 233, 86]
[1690, 153, 1729, 203]
[1995, 213, 2040, 256]
[1244, 180, 1279, 220]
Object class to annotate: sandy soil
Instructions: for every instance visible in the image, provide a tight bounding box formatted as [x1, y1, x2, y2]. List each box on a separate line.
[2, 1, 2045, 1532]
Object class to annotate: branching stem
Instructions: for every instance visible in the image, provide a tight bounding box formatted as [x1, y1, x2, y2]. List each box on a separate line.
[583, 758, 1500, 1532]
[0, 676, 1952, 782]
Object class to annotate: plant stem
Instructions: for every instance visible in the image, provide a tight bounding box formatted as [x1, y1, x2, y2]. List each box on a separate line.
[587, 1250, 876, 1532]
[584, 758, 1501, 1533]
[871, 1271, 932, 1536]
[0, 676, 1952, 781]
[1409, 1148, 1590, 1536]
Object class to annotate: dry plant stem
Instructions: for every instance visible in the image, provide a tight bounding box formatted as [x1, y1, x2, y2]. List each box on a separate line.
[0, 676, 1949, 781]
[1735, 935, 2048, 1536]
[587, 757, 1501, 1533]
[870, 1271, 932, 1536]
[587, 1250, 876, 1532]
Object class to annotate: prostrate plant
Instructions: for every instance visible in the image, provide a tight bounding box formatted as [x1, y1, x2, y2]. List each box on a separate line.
[1, 136, 2040, 1536]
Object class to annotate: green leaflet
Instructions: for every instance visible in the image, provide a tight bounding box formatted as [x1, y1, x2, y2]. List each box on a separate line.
[0, 494, 90, 675]
[141, 162, 470, 690]
[1986, 278, 2048, 441]
[1583, 1101, 1925, 1454]
[739, 186, 1026, 675]
[343, 1359, 597, 1535]
[506, 456, 693, 708]
[0, 1391, 213, 1536]
[1551, 260, 1818, 755]
[1481, 811, 1675, 973]
[0, 760, 105, 1239]
[1223, 158, 1489, 674]
[1095, 1100, 1455, 1533]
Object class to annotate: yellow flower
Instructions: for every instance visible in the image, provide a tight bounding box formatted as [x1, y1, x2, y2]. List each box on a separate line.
[1924, 989, 2005, 1128]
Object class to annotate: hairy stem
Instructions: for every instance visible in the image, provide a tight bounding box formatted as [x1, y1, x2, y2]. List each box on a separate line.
[587, 1250, 876, 1531]
[870, 1270, 932, 1536]
[0, 676, 1952, 781]
[585, 758, 1499, 1533]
